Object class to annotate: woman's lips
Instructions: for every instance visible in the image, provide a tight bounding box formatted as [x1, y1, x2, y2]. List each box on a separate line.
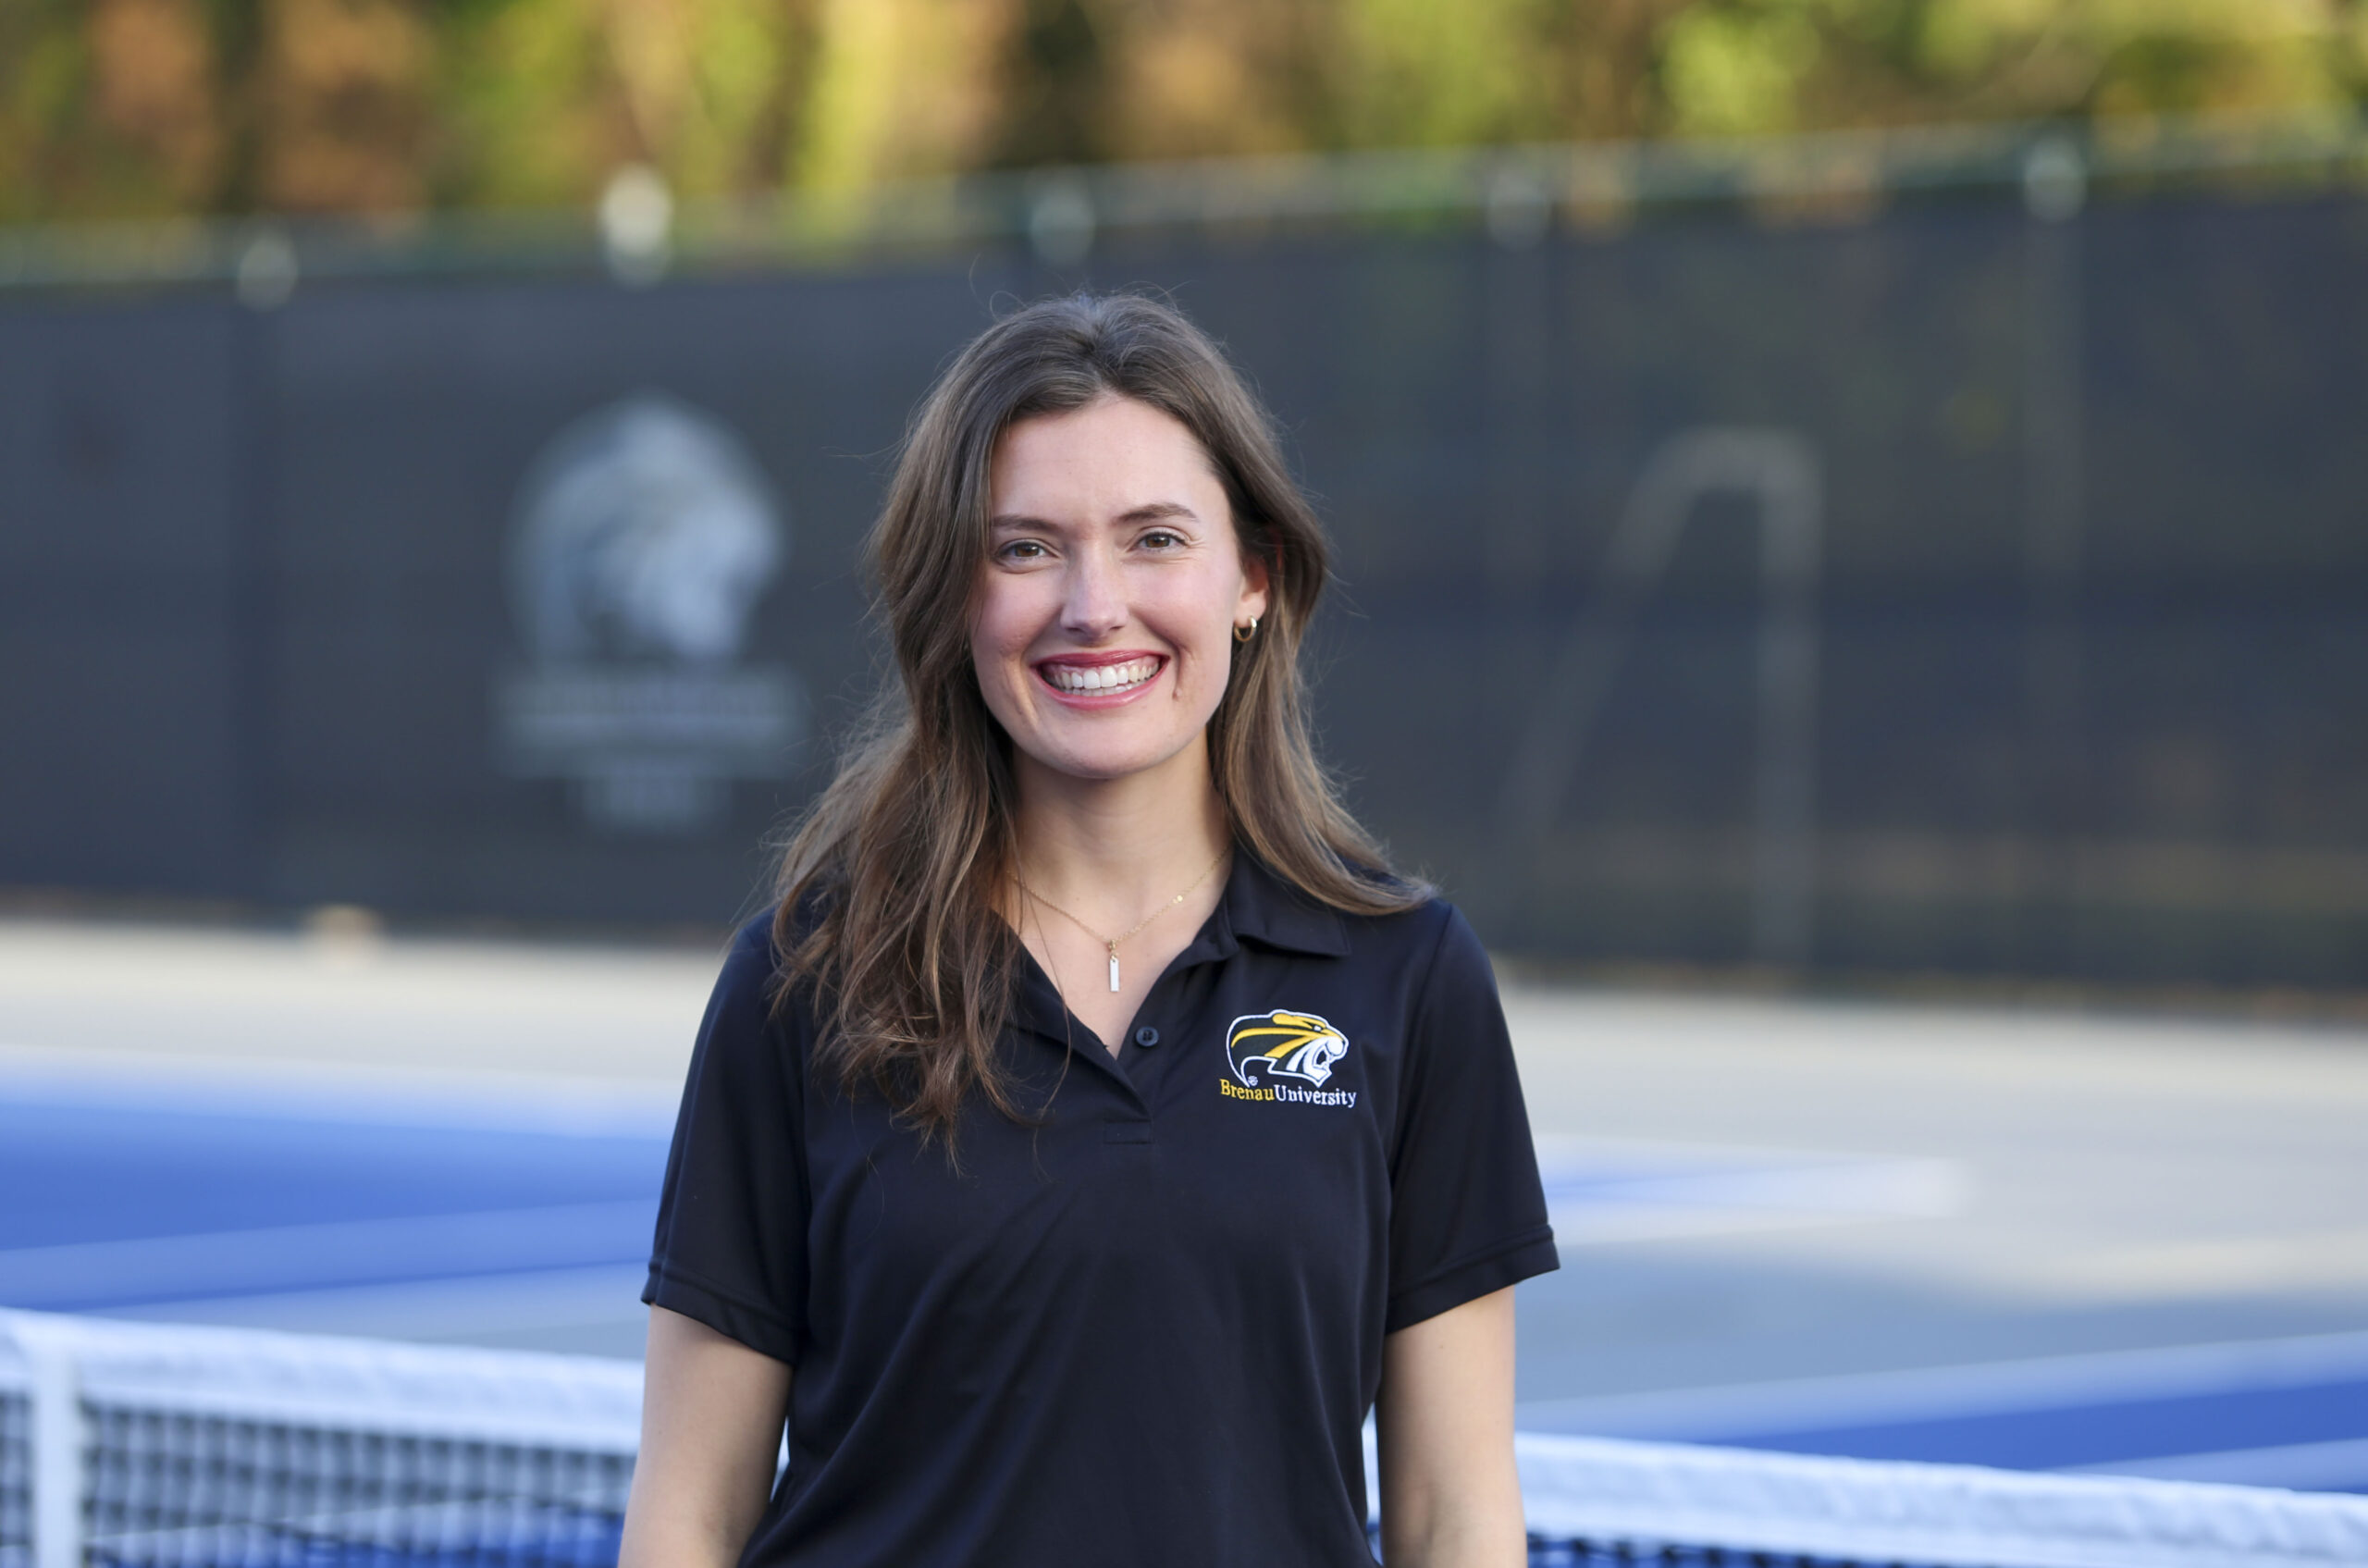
[1035, 654, 1164, 700]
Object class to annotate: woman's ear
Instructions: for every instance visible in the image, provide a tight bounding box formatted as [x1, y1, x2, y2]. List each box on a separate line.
[1238, 546, 1274, 626]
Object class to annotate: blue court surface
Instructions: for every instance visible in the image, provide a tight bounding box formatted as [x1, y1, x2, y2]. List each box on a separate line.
[0, 1057, 672, 1317]
[3, 1056, 2362, 1492]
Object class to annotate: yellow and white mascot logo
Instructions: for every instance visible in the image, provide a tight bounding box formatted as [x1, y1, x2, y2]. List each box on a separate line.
[1226, 1010, 1350, 1091]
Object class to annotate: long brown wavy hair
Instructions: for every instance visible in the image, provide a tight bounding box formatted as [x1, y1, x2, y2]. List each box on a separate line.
[771, 292, 1426, 1144]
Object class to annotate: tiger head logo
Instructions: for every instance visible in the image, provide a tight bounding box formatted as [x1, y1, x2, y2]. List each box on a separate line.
[1226, 1010, 1350, 1089]
[509, 393, 783, 669]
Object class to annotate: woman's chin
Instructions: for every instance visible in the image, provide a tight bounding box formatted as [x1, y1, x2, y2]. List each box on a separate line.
[1014, 732, 1204, 789]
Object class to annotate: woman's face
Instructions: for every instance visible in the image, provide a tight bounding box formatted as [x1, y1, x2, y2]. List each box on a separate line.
[972, 394, 1269, 787]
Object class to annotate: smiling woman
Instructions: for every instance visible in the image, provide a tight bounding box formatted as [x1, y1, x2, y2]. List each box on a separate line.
[621, 294, 1559, 1568]
[975, 395, 1264, 796]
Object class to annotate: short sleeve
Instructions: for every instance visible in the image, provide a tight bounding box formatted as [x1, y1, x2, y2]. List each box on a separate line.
[642, 910, 809, 1364]
[1385, 905, 1560, 1332]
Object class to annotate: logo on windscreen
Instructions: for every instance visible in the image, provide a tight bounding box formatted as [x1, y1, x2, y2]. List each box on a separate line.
[1220, 1010, 1354, 1106]
[491, 393, 806, 834]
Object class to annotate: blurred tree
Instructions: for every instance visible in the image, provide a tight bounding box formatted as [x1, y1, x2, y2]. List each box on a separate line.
[0, 0, 433, 217]
[1651, 0, 2362, 136]
[795, 0, 1004, 192]
[0, 0, 224, 220]
[1332, 0, 1681, 146]
[436, 0, 842, 206]
[993, 0, 1109, 164]
[0, 0, 2360, 221]
[86, 0, 221, 203]
[257, 0, 432, 211]
[1095, 0, 1345, 157]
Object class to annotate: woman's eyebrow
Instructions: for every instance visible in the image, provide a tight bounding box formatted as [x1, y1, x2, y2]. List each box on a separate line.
[1116, 501, 1198, 524]
[989, 501, 1199, 531]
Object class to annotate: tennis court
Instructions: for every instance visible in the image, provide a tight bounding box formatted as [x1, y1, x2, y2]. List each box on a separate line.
[4, 916, 2367, 1562]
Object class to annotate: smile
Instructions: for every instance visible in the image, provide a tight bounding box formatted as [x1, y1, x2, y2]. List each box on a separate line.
[1038, 655, 1162, 698]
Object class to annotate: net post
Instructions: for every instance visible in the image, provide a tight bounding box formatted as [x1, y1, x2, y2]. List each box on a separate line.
[13, 1318, 84, 1568]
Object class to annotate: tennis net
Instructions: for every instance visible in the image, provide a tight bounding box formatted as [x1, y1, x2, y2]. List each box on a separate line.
[2, 1312, 636, 1568]
[5, 1310, 2366, 1568]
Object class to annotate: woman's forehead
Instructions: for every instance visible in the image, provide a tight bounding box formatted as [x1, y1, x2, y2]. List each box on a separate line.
[990, 397, 1226, 520]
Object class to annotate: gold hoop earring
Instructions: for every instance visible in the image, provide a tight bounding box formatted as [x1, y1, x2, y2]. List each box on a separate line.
[1234, 618, 1258, 644]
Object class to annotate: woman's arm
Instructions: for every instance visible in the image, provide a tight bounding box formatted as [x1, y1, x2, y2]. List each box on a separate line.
[619, 1304, 795, 1568]
[1375, 1286, 1526, 1568]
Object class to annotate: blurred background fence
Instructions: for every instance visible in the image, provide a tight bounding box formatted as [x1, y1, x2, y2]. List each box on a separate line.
[5, 116, 2365, 988]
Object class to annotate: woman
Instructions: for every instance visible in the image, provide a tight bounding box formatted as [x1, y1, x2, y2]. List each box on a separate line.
[622, 293, 1557, 1568]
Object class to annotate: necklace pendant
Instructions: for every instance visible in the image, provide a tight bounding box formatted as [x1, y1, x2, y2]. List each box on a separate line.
[1107, 946, 1121, 993]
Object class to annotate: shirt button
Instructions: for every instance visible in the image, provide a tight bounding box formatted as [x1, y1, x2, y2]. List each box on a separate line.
[1134, 1027, 1160, 1049]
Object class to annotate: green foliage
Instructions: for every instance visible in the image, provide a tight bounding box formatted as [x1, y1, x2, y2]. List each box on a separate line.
[1661, 4, 1827, 135]
[1, 0, 2360, 221]
[1334, 0, 1549, 147]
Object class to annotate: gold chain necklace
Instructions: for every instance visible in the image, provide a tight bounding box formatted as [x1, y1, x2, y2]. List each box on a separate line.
[1017, 848, 1228, 993]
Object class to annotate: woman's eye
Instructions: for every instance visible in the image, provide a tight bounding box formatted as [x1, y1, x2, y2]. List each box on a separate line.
[1000, 539, 1049, 561]
[1140, 530, 1183, 550]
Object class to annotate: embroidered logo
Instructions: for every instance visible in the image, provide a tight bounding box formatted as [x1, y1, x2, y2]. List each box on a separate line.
[1221, 1010, 1355, 1106]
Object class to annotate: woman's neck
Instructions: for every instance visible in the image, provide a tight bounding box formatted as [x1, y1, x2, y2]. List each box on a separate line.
[1011, 739, 1232, 920]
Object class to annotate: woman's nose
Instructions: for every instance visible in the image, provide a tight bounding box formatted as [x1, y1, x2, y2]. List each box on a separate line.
[1061, 546, 1127, 637]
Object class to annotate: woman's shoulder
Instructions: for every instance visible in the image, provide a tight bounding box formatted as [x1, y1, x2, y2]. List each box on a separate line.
[712, 890, 833, 1030]
[722, 873, 838, 965]
[1340, 888, 1477, 960]
[1296, 862, 1493, 995]
[1257, 855, 1472, 968]
[1322, 856, 1454, 928]
[720, 906, 784, 976]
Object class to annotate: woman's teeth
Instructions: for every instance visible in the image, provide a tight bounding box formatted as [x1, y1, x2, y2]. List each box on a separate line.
[1045, 658, 1158, 694]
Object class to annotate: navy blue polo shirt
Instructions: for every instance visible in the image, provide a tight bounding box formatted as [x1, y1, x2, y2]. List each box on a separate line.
[644, 854, 1558, 1567]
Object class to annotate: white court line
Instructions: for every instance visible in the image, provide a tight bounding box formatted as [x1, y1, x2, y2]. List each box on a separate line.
[1517, 1327, 2368, 1441]
[0, 1041, 678, 1136]
[88, 1264, 655, 1341]
[1535, 1135, 1971, 1245]
[2073, 1437, 2368, 1489]
[0, 1201, 657, 1309]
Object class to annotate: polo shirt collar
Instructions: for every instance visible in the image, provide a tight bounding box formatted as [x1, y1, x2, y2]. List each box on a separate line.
[1218, 849, 1353, 959]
